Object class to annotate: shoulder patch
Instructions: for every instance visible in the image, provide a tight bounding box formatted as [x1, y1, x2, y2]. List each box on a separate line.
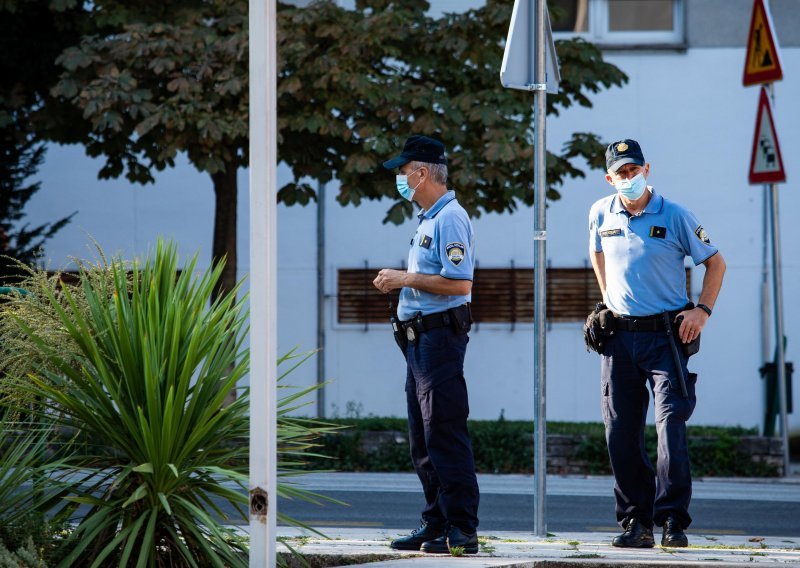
[600, 228, 622, 237]
[694, 225, 711, 244]
[445, 242, 466, 266]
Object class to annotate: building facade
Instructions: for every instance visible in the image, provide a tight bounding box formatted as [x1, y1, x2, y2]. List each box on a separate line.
[27, 0, 800, 431]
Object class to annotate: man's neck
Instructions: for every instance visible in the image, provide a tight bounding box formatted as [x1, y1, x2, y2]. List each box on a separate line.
[620, 188, 651, 215]
[416, 184, 448, 211]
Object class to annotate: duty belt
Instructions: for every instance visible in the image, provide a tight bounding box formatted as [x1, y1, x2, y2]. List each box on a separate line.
[613, 314, 667, 332]
[401, 304, 470, 342]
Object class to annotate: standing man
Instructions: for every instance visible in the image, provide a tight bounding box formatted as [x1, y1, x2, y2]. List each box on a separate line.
[374, 135, 480, 555]
[587, 139, 726, 548]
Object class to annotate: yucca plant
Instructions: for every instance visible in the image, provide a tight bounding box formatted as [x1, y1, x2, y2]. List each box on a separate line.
[9, 241, 250, 567]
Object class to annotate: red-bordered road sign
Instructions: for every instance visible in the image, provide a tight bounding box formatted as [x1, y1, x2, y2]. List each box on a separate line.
[749, 86, 786, 184]
[743, 0, 783, 86]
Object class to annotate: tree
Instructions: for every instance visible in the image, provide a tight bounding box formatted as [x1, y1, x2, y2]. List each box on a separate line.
[0, 0, 90, 281]
[0, 130, 74, 282]
[51, 0, 626, 295]
[276, 0, 627, 223]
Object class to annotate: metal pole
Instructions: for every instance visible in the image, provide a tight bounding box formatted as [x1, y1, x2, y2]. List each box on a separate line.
[761, 184, 770, 365]
[770, 184, 790, 476]
[249, 0, 278, 565]
[317, 181, 326, 418]
[532, 0, 548, 537]
[767, 83, 790, 477]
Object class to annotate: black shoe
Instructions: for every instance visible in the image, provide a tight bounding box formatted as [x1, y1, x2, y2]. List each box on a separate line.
[661, 516, 688, 547]
[390, 521, 446, 551]
[612, 518, 655, 548]
[421, 526, 479, 554]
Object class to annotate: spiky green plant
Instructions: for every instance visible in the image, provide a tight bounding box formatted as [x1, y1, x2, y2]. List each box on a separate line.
[9, 240, 250, 567]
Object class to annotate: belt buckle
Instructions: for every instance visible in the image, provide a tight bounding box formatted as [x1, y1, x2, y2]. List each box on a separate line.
[631, 319, 639, 332]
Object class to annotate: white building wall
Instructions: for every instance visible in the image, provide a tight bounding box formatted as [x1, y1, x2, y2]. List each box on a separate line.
[24, 24, 800, 431]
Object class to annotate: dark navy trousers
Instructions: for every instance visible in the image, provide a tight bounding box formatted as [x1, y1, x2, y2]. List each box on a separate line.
[404, 326, 480, 533]
[601, 329, 697, 529]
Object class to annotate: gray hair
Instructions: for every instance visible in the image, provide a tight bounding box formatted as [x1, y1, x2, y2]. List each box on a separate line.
[410, 161, 448, 186]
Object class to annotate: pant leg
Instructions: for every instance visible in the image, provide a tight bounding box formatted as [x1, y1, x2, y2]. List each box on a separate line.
[601, 330, 656, 528]
[405, 356, 446, 527]
[642, 334, 697, 528]
[408, 326, 480, 533]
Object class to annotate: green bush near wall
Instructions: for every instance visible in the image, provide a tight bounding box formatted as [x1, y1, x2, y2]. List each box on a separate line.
[303, 419, 779, 477]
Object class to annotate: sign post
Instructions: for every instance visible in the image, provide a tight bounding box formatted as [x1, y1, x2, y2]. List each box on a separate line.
[249, 0, 278, 565]
[744, 0, 789, 478]
[500, 0, 560, 537]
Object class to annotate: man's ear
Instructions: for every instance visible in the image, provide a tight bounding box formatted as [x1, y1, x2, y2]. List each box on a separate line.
[605, 173, 615, 187]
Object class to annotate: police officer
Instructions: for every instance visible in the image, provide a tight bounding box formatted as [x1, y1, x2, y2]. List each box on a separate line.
[373, 135, 480, 555]
[588, 139, 726, 548]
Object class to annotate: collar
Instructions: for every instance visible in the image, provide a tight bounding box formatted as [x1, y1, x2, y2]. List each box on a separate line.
[610, 187, 663, 216]
[418, 190, 456, 220]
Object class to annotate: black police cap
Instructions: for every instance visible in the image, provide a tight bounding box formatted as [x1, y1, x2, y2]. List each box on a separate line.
[383, 135, 448, 169]
[606, 139, 645, 172]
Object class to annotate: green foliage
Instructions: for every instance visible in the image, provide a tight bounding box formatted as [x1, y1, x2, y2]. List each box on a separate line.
[0, 537, 46, 568]
[277, 0, 628, 222]
[301, 418, 775, 477]
[5, 240, 250, 567]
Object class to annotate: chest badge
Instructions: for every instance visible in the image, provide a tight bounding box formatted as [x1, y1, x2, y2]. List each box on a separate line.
[446, 242, 465, 266]
[650, 226, 667, 239]
[600, 228, 622, 238]
[419, 234, 432, 249]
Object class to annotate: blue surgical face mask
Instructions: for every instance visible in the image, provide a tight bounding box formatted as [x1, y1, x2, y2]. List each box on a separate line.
[614, 172, 647, 200]
[395, 168, 422, 201]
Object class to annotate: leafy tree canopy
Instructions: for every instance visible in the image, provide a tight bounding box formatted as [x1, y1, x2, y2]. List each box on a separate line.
[52, 0, 625, 222]
[276, 0, 628, 223]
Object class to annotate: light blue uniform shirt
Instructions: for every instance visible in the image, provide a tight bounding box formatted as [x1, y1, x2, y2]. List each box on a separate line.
[589, 188, 718, 317]
[397, 190, 474, 321]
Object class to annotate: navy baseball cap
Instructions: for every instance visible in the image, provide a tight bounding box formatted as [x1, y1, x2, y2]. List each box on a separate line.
[605, 139, 645, 172]
[382, 135, 448, 169]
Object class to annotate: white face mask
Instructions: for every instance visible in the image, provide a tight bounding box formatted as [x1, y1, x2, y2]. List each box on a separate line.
[614, 172, 647, 200]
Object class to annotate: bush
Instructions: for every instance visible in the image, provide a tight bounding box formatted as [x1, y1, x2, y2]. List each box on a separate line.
[4, 241, 250, 567]
[301, 418, 776, 477]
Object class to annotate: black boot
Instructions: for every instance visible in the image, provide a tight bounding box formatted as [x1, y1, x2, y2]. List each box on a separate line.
[390, 521, 446, 551]
[420, 526, 479, 554]
[661, 516, 688, 547]
[612, 518, 655, 548]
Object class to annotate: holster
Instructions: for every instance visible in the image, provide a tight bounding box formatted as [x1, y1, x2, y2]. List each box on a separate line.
[584, 302, 616, 354]
[390, 314, 408, 354]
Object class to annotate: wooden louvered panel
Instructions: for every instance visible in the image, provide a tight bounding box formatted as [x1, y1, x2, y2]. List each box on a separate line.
[337, 267, 692, 325]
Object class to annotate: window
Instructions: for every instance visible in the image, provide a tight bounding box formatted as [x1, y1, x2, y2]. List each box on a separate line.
[549, 0, 684, 46]
[337, 266, 693, 325]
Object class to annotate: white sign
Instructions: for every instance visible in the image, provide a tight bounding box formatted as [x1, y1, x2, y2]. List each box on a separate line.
[749, 86, 786, 184]
[500, 0, 560, 94]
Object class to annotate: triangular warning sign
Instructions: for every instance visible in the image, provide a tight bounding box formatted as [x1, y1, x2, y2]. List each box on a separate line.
[743, 0, 783, 86]
[749, 87, 786, 184]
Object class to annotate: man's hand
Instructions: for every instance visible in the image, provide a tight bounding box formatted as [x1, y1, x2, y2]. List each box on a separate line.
[675, 308, 709, 343]
[373, 269, 407, 294]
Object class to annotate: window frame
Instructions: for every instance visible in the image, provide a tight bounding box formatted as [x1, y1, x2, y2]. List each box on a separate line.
[551, 0, 685, 47]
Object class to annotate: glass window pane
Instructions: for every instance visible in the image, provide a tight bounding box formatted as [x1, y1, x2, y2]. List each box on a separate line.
[549, 0, 589, 33]
[608, 0, 674, 32]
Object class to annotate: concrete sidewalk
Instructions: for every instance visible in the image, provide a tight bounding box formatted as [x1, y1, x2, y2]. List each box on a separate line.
[276, 527, 800, 567]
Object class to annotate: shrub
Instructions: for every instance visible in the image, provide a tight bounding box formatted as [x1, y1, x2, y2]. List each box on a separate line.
[6, 241, 250, 567]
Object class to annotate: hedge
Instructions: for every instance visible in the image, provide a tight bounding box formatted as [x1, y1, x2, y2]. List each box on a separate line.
[301, 419, 780, 477]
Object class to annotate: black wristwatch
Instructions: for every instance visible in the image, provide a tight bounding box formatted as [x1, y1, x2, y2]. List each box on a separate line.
[696, 303, 712, 317]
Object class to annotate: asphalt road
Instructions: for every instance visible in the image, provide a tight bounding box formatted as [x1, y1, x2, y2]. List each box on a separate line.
[277, 473, 800, 537]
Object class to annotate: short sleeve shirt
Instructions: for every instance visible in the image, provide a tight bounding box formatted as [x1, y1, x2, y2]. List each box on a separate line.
[588, 188, 718, 317]
[397, 191, 474, 321]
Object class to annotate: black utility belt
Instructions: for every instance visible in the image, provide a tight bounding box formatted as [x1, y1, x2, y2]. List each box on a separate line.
[398, 304, 472, 343]
[613, 307, 687, 332]
[613, 314, 668, 332]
